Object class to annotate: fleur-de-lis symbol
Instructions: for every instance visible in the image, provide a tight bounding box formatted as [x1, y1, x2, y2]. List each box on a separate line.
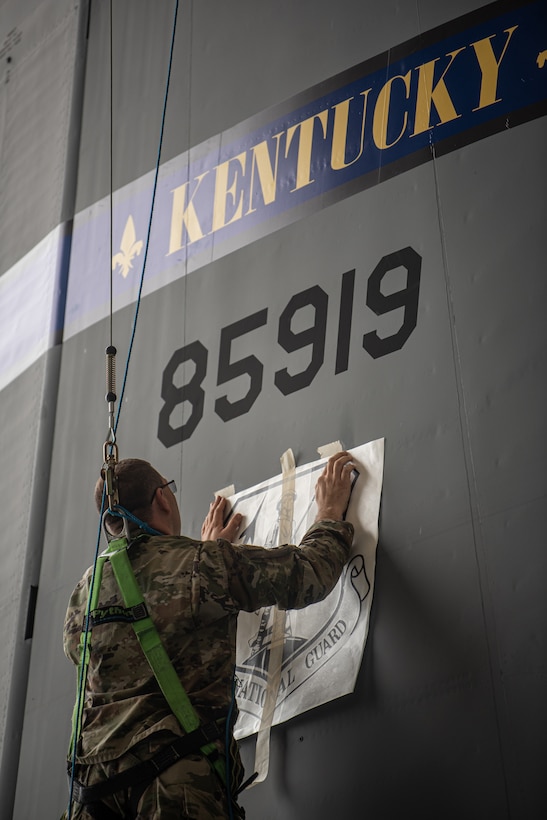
[537, 50, 547, 69]
[111, 215, 143, 278]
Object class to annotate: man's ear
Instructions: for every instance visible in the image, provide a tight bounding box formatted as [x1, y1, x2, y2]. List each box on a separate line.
[153, 487, 171, 514]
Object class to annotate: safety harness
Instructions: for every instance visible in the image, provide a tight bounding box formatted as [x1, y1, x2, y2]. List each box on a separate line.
[69, 534, 227, 812]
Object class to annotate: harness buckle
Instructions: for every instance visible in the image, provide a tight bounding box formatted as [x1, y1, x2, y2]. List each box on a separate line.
[149, 743, 181, 773]
[71, 779, 85, 804]
[129, 602, 148, 621]
[200, 721, 221, 744]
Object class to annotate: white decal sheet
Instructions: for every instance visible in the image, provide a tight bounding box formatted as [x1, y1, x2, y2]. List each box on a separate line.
[231, 439, 384, 739]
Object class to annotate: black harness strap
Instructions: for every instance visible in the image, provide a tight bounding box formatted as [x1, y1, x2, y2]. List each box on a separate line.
[70, 721, 221, 808]
[81, 801, 121, 820]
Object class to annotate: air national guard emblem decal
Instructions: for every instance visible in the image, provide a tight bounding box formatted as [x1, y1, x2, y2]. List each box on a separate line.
[231, 439, 385, 739]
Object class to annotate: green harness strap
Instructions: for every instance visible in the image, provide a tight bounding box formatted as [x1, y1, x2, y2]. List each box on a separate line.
[70, 550, 110, 746]
[71, 536, 226, 786]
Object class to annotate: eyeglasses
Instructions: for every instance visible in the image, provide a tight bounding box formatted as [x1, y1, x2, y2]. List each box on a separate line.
[150, 479, 177, 504]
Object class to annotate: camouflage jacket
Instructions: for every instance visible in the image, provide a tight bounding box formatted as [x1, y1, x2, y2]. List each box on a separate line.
[64, 519, 353, 773]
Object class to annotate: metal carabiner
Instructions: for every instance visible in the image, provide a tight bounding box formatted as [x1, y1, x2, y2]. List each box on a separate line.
[102, 440, 119, 509]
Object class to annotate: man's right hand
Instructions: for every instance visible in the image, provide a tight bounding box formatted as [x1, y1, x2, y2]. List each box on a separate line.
[201, 495, 243, 541]
[314, 451, 354, 521]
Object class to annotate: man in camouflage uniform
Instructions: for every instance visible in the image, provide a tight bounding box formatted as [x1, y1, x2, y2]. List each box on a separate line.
[63, 452, 354, 819]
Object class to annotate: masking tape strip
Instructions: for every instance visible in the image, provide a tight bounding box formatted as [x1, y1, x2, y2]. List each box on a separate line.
[251, 448, 296, 785]
[317, 439, 344, 459]
[213, 484, 235, 498]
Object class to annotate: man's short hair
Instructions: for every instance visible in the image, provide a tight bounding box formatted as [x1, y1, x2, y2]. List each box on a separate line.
[95, 458, 164, 535]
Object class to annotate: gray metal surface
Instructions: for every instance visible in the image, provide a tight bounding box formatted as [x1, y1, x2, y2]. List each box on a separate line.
[0, 0, 85, 275]
[0, 0, 544, 818]
[0, 2, 86, 817]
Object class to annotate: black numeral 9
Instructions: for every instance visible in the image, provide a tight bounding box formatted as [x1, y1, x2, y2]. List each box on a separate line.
[274, 285, 328, 395]
[362, 247, 421, 358]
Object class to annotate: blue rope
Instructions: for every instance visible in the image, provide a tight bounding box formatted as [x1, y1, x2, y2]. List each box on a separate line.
[108, 505, 162, 537]
[114, 0, 180, 437]
[66, 2, 180, 816]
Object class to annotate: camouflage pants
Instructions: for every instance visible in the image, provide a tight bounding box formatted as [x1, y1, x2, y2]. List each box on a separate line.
[62, 732, 245, 820]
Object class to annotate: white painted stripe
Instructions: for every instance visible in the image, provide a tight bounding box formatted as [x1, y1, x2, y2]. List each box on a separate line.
[0, 227, 63, 392]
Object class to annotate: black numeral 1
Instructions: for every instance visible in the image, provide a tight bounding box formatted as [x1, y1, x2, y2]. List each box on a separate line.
[335, 269, 356, 374]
